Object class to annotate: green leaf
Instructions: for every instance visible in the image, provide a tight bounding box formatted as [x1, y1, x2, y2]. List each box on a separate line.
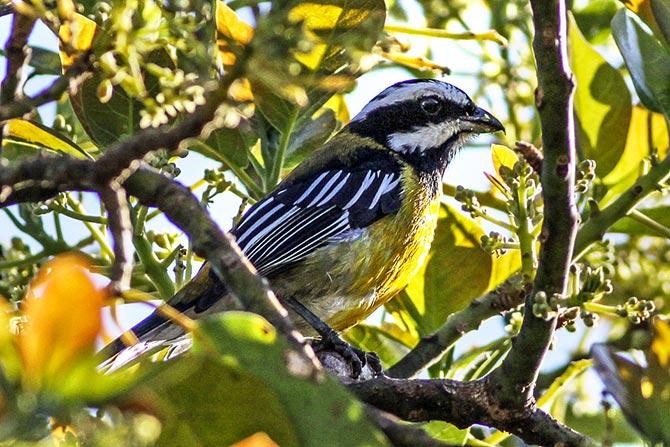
[392, 204, 519, 335]
[612, 8, 670, 117]
[609, 206, 670, 236]
[420, 421, 469, 446]
[190, 118, 259, 170]
[140, 354, 299, 446]
[284, 109, 337, 170]
[651, 0, 670, 45]
[0, 46, 61, 76]
[143, 312, 388, 447]
[573, 0, 619, 44]
[569, 13, 632, 177]
[537, 359, 592, 409]
[1, 119, 91, 160]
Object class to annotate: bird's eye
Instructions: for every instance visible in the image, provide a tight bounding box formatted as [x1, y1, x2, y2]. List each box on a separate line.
[420, 97, 442, 115]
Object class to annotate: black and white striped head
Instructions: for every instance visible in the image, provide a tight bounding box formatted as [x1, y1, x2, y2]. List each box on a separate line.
[348, 79, 504, 172]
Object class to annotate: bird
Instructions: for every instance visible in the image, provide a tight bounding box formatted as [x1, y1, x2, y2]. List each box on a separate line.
[104, 79, 504, 368]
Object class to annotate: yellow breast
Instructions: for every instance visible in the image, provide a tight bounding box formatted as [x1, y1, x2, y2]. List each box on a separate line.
[326, 164, 441, 329]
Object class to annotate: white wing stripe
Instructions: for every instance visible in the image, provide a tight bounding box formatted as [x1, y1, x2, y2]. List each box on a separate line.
[294, 171, 329, 204]
[307, 171, 342, 207]
[236, 202, 283, 245]
[343, 171, 377, 209]
[368, 173, 395, 210]
[318, 172, 351, 206]
[243, 206, 301, 257]
[258, 214, 349, 275]
[236, 197, 274, 231]
[245, 207, 308, 262]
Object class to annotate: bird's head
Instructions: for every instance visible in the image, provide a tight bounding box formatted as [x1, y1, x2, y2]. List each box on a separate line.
[347, 79, 504, 173]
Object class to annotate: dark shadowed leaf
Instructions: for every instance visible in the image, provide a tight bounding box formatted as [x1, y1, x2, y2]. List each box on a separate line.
[140, 312, 388, 447]
[592, 318, 670, 445]
[284, 109, 338, 170]
[651, 0, 670, 44]
[569, 14, 632, 177]
[612, 8, 670, 117]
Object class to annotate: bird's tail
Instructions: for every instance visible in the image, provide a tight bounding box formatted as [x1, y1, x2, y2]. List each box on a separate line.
[99, 264, 237, 365]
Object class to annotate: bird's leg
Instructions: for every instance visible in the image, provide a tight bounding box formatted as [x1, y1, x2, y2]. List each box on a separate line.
[281, 296, 381, 378]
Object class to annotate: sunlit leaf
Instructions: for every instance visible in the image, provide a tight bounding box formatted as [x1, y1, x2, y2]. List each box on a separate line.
[537, 359, 592, 409]
[395, 203, 519, 334]
[2, 119, 91, 160]
[58, 12, 97, 69]
[491, 143, 517, 180]
[569, 14, 632, 177]
[323, 93, 350, 123]
[600, 105, 669, 205]
[216, 0, 254, 67]
[19, 254, 107, 387]
[420, 421, 469, 446]
[140, 312, 389, 447]
[612, 8, 670, 117]
[248, 0, 385, 135]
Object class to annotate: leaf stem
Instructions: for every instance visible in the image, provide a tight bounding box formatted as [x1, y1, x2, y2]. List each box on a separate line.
[384, 24, 508, 46]
[269, 113, 297, 188]
[628, 208, 670, 238]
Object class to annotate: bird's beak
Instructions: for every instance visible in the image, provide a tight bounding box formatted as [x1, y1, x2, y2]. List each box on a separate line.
[462, 106, 505, 134]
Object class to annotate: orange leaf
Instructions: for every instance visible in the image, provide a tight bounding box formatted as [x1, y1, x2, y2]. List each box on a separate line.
[230, 432, 279, 447]
[216, 0, 254, 67]
[19, 254, 107, 386]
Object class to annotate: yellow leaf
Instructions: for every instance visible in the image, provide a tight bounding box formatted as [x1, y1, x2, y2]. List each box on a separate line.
[230, 432, 280, 447]
[651, 317, 670, 368]
[379, 51, 449, 73]
[216, 0, 254, 67]
[600, 105, 669, 205]
[323, 94, 350, 123]
[58, 13, 97, 70]
[2, 119, 91, 159]
[19, 254, 107, 387]
[491, 143, 518, 178]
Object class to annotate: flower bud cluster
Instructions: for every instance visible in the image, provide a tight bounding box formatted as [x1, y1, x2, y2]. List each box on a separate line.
[575, 159, 596, 193]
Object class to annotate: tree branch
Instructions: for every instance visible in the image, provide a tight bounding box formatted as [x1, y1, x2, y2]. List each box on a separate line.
[0, 12, 35, 105]
[485, 0, 578, 409]
[100, 184, 133, 294]
[349, 375, 593, 447]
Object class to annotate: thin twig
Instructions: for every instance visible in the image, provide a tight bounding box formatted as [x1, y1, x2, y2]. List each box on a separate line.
[0, 12, 35, 105]
[387, 278, 529, 378]
[100, 184, 133, 294]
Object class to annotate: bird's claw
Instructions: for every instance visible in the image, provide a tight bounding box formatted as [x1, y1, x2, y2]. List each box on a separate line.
[312, 333, 383, 379]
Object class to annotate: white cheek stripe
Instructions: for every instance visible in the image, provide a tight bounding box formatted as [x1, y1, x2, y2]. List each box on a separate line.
[387, 120, 460, 154]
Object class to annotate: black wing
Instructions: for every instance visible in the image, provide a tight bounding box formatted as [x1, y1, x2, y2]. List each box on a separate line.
[232, 168, 402, 276]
